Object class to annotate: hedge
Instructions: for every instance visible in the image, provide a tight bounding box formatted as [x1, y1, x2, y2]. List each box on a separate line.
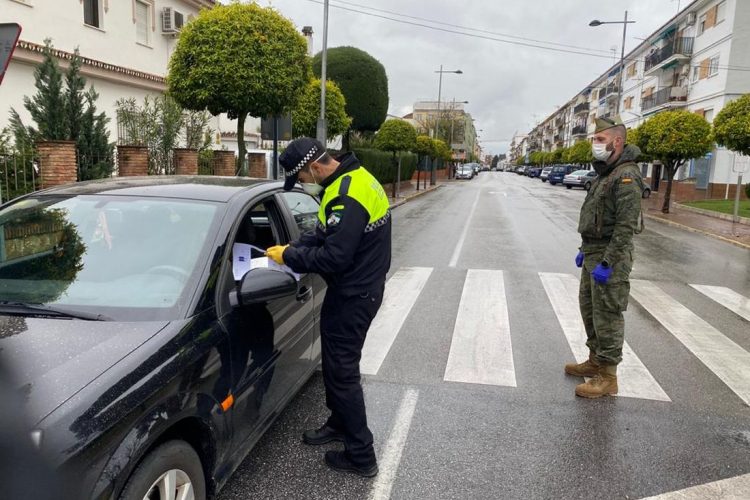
[352, 148, 417, 184]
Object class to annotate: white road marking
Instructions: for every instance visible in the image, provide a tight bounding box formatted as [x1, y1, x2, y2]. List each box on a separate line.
[361, 267, 433, 375]
[639, 472, 750, 499]
[443, 269, 516, 386]
[631, 279, 750, 406]
[448, 190, 481, 268]
[368, 388, 419, 500]
[539, 273, 670, 401]
[691, 284, 750, 323]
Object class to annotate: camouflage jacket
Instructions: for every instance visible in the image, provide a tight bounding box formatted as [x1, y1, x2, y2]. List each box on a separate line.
[578, 144, 643, 265]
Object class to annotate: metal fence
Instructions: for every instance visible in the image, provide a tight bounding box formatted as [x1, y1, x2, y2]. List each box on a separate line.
[0, 152, 39, 204]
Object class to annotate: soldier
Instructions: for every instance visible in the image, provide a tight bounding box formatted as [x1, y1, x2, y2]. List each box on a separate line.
[565, 116, 643, 398]
[266, 137, 391, 477]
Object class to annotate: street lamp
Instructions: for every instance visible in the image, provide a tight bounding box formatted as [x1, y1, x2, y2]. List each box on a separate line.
[316, 0, 330, 145]
[431, 65, 462, 185]
[589, 11, 636, 115]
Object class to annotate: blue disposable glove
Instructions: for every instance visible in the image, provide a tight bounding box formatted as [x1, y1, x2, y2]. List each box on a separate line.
[592, 263, 612, 285]
[575, 251, 584, 268]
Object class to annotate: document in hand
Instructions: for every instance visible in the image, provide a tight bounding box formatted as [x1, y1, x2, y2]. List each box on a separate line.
[232, 243, 301, 281]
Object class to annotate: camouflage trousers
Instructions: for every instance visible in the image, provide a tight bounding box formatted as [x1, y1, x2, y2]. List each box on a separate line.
[578, 245, 633, 366]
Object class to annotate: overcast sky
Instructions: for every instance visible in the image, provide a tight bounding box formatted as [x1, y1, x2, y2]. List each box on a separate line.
[253, 0, 683, 155]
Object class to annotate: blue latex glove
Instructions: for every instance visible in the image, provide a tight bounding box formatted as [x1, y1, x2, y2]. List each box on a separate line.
[575, 251, 584, 268]
[592, 263, 612, 285]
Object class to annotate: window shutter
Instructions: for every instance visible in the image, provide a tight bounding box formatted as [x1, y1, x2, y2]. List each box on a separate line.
[699, 58, 710, 79]
[694, 109, 705, 117]
[706, 6, 717, 28]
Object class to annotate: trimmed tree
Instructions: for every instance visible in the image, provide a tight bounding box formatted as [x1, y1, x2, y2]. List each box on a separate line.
[566, 140, 592, 165]
[713, 93, 750, 156]
[374, 119, 417, 198]
[313, 46, 389, 150]
[412, 135, 434, 189]
[292, 79, 351, 139]
[638, 110, 712, 213]
[168, 2, 310, 174]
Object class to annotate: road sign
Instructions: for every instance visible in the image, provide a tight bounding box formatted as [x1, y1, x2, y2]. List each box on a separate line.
[732, 154, 750, 174]
[0, 23, 22, 86]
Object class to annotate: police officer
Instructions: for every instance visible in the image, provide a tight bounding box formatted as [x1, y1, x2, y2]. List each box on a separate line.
[266, 138, 390, 477]
[565, 116, 643, 398]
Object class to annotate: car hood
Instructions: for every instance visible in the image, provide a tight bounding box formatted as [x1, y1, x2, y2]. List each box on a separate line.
[0, 315, 170, 425]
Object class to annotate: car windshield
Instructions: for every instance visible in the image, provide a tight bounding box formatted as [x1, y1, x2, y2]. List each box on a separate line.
[0, 195, 220, 321]
[571, 170, 589, 176]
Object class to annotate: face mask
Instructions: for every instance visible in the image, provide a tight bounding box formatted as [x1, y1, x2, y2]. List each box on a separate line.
[300, 165, 323, 196]
[592, 142, 613, 162]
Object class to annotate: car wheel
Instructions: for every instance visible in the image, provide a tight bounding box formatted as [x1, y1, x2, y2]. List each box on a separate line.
[566, 185, 572, 189]
[541, 179, 546, 183]
[642, 188, 651, 199]
[584, 182, 591, 191]
[550, 181, 556, 185]
[120, 440, 206, 500]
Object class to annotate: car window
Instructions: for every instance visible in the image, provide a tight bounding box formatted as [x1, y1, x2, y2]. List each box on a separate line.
[279, 191, 320, 234]
[0, 195, 221, 320]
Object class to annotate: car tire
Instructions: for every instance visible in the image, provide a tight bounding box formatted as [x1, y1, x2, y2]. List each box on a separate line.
[642, 188, 651, 199]
[119, 440, 206, 500]
[550, 181, 556, 185]
[584, 182, 591, 191]
[566, 185, 572, 189]
[542, 179, 547, 183]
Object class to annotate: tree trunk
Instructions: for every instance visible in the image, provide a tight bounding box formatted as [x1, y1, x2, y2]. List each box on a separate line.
[661, 162, 678, 214]
[343, 128, 351, 152]
[236, 112, 247, 176]
[391, 151, 398, 199]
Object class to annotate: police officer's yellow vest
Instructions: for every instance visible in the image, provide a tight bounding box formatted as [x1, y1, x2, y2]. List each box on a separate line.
[318, 167, 390, 231]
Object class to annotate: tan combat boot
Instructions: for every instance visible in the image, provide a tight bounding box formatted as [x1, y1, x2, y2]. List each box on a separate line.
[575, 365, 618, 398]
[564, 352, 600, 377]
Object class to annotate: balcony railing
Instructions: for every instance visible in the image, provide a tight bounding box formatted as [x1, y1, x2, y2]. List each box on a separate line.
[645, 37, 694, 72]
[605, 83, 619, 97]
[573, 102, 589, 114]
[572, 125, 587, 136]
[642, 86, 688, 111]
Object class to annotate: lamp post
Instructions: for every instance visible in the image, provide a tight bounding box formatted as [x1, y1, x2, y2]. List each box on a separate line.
[589, 12, 636, 115]
[316, 0, 330, 145]
[432, 66, 461, 185]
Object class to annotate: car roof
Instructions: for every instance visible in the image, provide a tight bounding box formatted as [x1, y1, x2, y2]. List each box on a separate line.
[26, 176, 282, 203]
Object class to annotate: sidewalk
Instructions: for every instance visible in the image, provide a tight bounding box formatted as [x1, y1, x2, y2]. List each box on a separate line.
[387, 179, 447, 208]
[642, 195, 750, 249]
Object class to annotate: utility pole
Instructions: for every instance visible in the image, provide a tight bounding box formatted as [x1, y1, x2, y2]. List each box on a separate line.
[316, 0, 329, 145]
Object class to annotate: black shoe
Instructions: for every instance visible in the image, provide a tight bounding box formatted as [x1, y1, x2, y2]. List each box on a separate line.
[302, 425, 344, 445]
[324, 450, 378, 478]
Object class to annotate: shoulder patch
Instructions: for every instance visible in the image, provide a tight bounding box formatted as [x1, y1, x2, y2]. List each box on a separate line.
[327, 210, 343, 226]
[621, 178, 633, 184]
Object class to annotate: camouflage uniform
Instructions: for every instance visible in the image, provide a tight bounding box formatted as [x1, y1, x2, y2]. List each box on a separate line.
[578, 144, 643, 366]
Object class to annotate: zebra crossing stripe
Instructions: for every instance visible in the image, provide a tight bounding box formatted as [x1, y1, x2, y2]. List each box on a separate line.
[361, 267, 433, 376]
[690, 284, 750, 323]
[639, 472, 750, 499]
[539, 273, 670, 402]
[631, 279, 750, 407]
[444, 269, 516, 387]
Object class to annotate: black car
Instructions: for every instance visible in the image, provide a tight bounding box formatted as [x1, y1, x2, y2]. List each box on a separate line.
[0, 176, 326, 500]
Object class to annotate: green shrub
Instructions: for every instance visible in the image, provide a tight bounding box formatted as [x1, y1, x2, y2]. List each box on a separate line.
[745, 182, 750, 199]
[352, 148, 417, 184]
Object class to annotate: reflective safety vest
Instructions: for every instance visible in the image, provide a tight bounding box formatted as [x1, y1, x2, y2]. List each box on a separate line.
[318, 166, 390, 232]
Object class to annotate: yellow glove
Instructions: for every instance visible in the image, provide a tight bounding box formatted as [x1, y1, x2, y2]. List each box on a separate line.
[266, 244, 289, 265]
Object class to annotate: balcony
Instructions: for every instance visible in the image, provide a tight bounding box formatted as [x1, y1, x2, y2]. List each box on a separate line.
[645, 37, 694, 74]
[572, 125, 587, 136]
[573, 102, 589, 115]
[605, 83, 619, 99]
[642, 86, 688, 112]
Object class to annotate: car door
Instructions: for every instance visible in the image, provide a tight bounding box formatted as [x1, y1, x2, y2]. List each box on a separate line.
[216, 193, 314, 452]
[276, 190, 326, 364]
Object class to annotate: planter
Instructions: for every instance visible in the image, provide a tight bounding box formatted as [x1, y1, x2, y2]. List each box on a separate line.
[174, 148, 199, 176]
[117, 145, 149, 177]
[213, 150, 237, 177]
[37, 140, 77, 188]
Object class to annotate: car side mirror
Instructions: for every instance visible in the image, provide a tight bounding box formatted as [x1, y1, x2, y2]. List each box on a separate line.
[229, 268, 298, 307]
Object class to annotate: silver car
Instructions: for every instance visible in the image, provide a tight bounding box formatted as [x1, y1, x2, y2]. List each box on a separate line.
[563, 169, 598, 190]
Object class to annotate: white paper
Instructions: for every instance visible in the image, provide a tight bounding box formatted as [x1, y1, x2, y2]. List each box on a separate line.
[232, 243, 301, 281]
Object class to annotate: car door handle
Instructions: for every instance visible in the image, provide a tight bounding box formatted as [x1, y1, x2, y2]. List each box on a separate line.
[296, 286, 313, 303]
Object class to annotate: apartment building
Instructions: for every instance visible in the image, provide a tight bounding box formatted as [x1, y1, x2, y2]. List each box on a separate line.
[411, 100, 478, 161]
[1, 0, 264, 152]
[521, 0, 750, 201]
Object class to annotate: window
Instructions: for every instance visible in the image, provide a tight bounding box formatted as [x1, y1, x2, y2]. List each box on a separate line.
[279, 192, 320, 234]
[709, 55, 720, 76]
[692, 66, 700, 82]
[627, 62, 637, 78]
[698, 58, 710, 79]
[704, 109, 714, 123]
[135, 1, 150, 45]
[83, 0, 101, 28]
[624, 96, 634, 110]
[698, 13, 707, 35]
[716, 1, 726, 24]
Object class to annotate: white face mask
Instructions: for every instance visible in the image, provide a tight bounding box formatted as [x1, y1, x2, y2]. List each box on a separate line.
[592, 142, 613, 161]
[300, 165, 323, 196]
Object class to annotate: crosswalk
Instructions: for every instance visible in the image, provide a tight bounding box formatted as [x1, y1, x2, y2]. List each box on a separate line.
[361, 266, 750, 406]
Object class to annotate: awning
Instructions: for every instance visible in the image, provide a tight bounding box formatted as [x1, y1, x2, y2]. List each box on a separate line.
[656, 25, 677, 41]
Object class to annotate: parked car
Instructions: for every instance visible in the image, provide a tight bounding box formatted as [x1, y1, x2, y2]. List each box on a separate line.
[515, 166, 526, 175]
[548, 164, 577, 185]
[527, 166, 542, 178]
[457, 165, 475, 179]
[564, 169, 598, 189]
[0, 176, 327, 500]
[540, 166, 553, 182]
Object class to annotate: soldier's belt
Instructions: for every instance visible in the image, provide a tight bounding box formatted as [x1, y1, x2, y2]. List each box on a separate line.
[581, 236, 611, 244]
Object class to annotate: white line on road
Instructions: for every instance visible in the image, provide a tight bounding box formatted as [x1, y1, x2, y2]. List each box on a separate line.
[368, 388, 419, 500]
[631, 279, 750, 406]
[448, 190, 481, 268]
[444, 269, 516, 386]
[538, 273, 670, 401]
[361, 267, 433, 375]
[639, 472, 750, 499]
[690, 284, 750, 323]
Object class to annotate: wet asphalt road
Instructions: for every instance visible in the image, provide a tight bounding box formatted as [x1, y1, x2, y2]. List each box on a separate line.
[217, 172, 750, 500]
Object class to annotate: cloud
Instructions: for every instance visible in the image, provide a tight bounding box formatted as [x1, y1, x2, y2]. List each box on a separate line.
[253, 0, 680, 154]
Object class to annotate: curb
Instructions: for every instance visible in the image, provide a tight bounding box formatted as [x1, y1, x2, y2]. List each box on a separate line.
[643, 213, 750, 250]
[390, 184, 444, 209]
[674, 203, 750, 225]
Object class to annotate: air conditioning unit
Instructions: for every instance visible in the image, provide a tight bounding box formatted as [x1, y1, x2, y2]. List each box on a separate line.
[686, 11, 697, 26]
[162, 7, 185, 34]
